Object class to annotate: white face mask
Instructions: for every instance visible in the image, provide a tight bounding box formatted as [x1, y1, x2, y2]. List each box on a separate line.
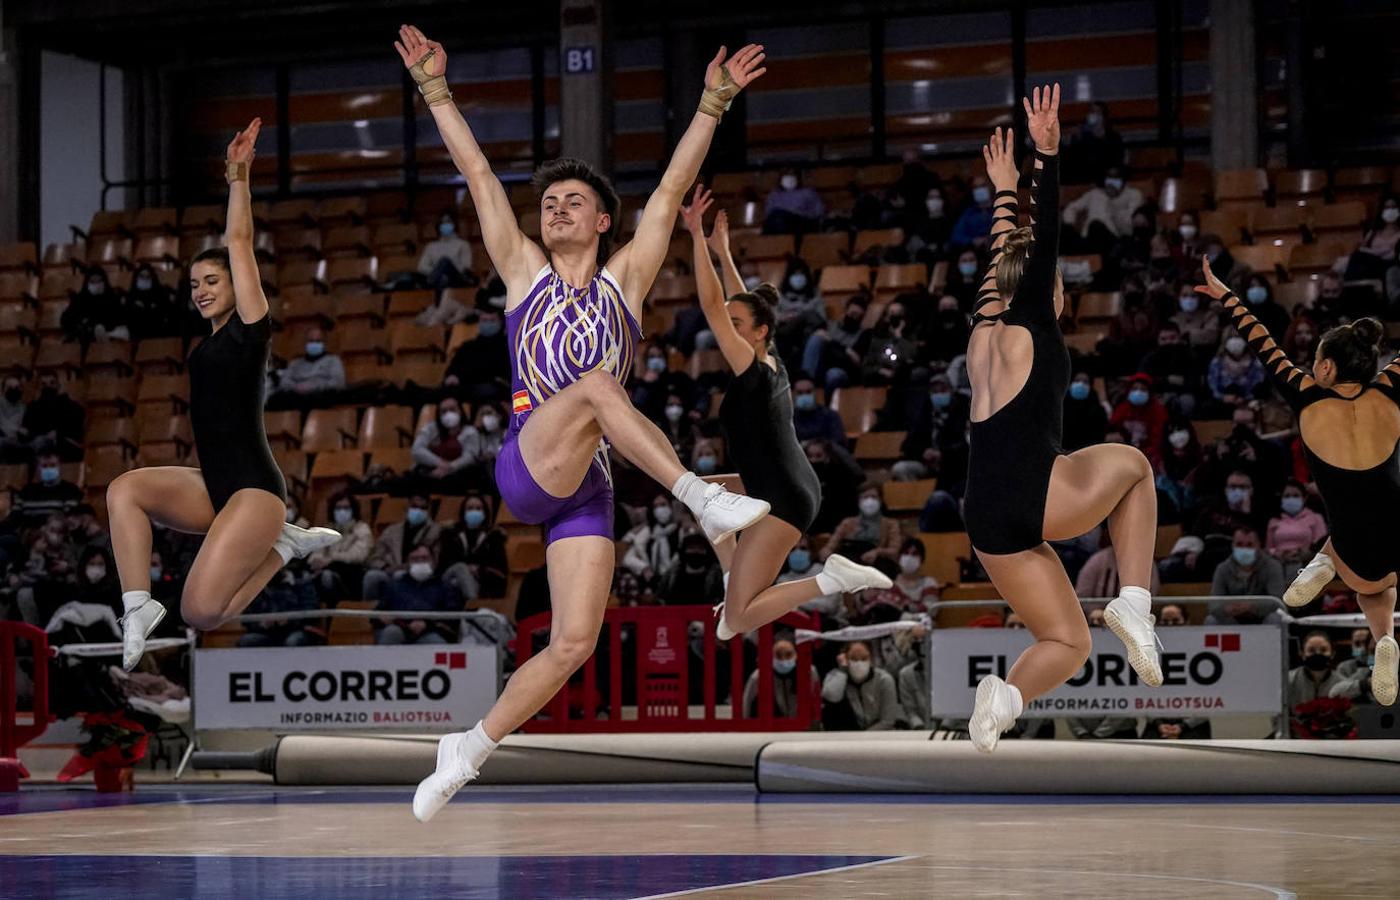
[1226, 336, 1246, 356]
[1168, 430, 1191, 450]
[664, 404, 684, 422]
[1384, 208, 1400, 224]
[898, 554, 921, 575]
[1178, 224, 1197, 240]
[333, 507, 353, 525]
[859, 497, 882, 517]
[409, 562, 434, 582]
[480, 414, 501, 433]
[780, 175, 799, 191]
[926, 197, 944, 216]
[85, 565, 106, 583]
[652, 505, 673, 525]
[440, 410, 461, 429]
[847, 660, 872, 682]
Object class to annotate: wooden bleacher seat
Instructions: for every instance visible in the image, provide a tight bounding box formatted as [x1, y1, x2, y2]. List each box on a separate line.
[1228, 244, 1288, 277]
[394, 360, 447, 387]
[508, 538, 546, 573]
[372, 222, 420, 255]
[1192, 419, 1234, 446]
[274, 449, 309, 494]
[853, 430, 906, 463]
[798, 232, 848, 270]
[309, 448, 367, 483]
[1288, 242, 1350, 278]
[180, 204, 225, 232]
[359, 405, 415, 449]
[368, 447, 414, 475]
[817, 264, 870, 300]
[328, 616, 376, 646]
[33, 342, 83, 378]
[1249, 206, 1307, 238]
[263, 410, 303, 448]
[323, 226, 373, 258]
[323, 257, 378, 291]
[41, 242, 85, 273]
[1274, 169, 1327, 201]
[918, 531, 971, 587]
[873, 263, 927, 300]
[85, 341, 134, 377]
[269, 198, 319, 228]
[1214, 168, 1268, 204]
[0, 304, 36, 341]
[853, 228, 904, 257]
[389, 289, 438, 322]
[830, 386, 886, 436]
[1308, 201, 1368, 234]
[1075, 291, 1121, 323]
[882, 478, 936, 513]
[334, 292, 386, 325]
[317, 196, 367, 225]
[135, 373, 190, 414]
[1155, 524, 1184, 559]
[390, 322, 446, 363]
[734, 233, 795, 262]
[134, 337, 186, 374]
[301, 407, 360, 453]
[0, 242, 38, 273]
[138, 415, 194, 460]
[334, 319, 392, 365]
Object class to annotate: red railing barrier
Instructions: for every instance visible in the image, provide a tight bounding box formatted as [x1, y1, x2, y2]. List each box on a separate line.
[515, 605, 818, 733]
[1, 622, 52, 791]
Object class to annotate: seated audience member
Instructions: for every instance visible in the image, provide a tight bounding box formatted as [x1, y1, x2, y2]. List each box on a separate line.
[1239, 274, 1290, 340]
[855, 537, 939, 615]
[1138, 323, 1200, 417]
[773, 260, 825, 361]
[806, 439, 864, 534]
[362, 495, 442, 601]
[269, 326, 346, 408]
[20, 372, 85, 460]
[820, 484, 903, 565]
[418, 211, 475, 291]
[1266, 479, 1328, 580]
[62, 267, 128, 343]
[791, 376, 847, 446]
[897, 651, 931, 730]
[1109, 374, 1169, 470]
[922, 294, 970, 362]
[237, 567, 324, 648]
[1332, 628, 1379, 704]
[1061, 167, 1143, 255]
[894, 371, 970, 481]
[1062, 372, 1109, 452]
[1193, 471, 1267, 539]
[1157, 535, 1208, 584]
[1208, 526, 1285, 624]
[308, 493, 373, 605]
[657, 531, 724, 605]
[374, 544, 460, 645]
[13, 452, 82, 528]
[442, 307, 510, 404]
[763, 168, 825, 235]
[742, 633, 818, 719]
[1062, 101, 1125, 185]
[122, 264, 182, 340]
[943, 248, 984, 310]
[821, 640, 898, 731]
[1288, 631, 1344, 736]
[1346, 194, 1400, 283]
[858, 300, 918, 386]
[1171, 279, 1222, 356]
[440, 492, 509, 600]
[1076, 538, 1161, 599]
[0, 373, 25, 463]
[949, 176, 995, 251]
[621, 495, 681, 585]
[409, 396, 485, 493]
[802, 294, 871, 393]
[778, 536, 844, 624]
[1282, 313, 1321, 367]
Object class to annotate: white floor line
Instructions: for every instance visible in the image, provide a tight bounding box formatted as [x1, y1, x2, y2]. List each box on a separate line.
[630, 855, 920, 899]
[1176, 822, 1395, 845]
[914, 864, 1296, 899]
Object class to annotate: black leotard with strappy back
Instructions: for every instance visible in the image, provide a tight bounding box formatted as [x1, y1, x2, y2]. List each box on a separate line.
[963, 151, 1070, 555]
[1223, 293, 1400, 583]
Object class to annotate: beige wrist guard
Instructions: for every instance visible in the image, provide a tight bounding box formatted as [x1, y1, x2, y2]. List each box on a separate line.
[225, 161, 249, 184]
[410, 49, 453, 106]
[698, 64, 739, 119]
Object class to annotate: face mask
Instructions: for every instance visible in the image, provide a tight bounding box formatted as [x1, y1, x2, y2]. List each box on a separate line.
[848, 660, 872, 682]
[305, 341, 325, 358]
[928, 390, 953, 411]
[1069, 382, 1091, 401]
[859, 497, 882, 517]
[1303, 653, 1330, 672]
[464, 509, 486, 529]
[1231, 546, 1258, 567]
[926, 197, 944, 216]
[1086, 112, 1103, 128]
[439, 222, 456, 237]
[788, 273, 808, 291]
[1226, 487, 1250, 508]
[1168, 429, 1191, 450]
[333, 507, 353, 525]
[664, 404, 684, 423]
[1225, 337, 1246, 356]
[149, 566, 163, 582]
[899, 554, 922, 575]
[478, 320, 502, 338]
[1179, 224, 1197, 240]
[1383, 208, 1399, 224]
[489, 294, 508, 309]
[481, 414, 501, 433]
[696, 455, 717, 475]
[780, 175, 799, 191]
[1368, 654, 1377, 667]
[86, 565, 106, 583]
[1245, 286, 1268, 304]
[135, 276, 154, 291]
[39, 466, 60, 485]
[743, 275, 762, 291]
[788, 549, 811, 572]
[440, 410, 461, 429]
[87, 279, 104, 294]
[958, 260, 978, 279]
[684, 553, 709, 570]
[1128, 388, 1149, 407]
[406, 507, 428, 527]
[1281, 496, 1304, 515]
[794, 393, 816, 411]
[1179, 296, 1198, 313]
[285, 508, 298, 523]
[972, 186, 991, 205]
[646, 356, 667, 373]
[1104, 178, 1124, 192]
[409, 562, 434, 582]
[652, 505, 673, 525]
[774, 657, 797, 676]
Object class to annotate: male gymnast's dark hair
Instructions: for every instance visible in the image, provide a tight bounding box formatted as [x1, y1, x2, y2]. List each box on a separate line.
[1319, 317, 1384, 384]
[532, 157, 622, 265]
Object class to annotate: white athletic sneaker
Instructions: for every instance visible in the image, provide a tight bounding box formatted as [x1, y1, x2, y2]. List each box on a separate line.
[120, 599, 166, 672]
[1104, 597, 1163, 688]
[712, 602, 738, 641]
[969, 675, 1021, 754]
[820, 554, 893, 593]
[1373, 636, 1398, 707]
[275, 522, 343, 562]
[412, 732, 480, 823]
[1284, 551, 1336, 608]
[696, 483, 770, 544]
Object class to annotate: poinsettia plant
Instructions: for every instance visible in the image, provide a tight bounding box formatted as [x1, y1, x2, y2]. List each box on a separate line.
[56, 711, 149, 783]
[1291, 697, 1356, 740]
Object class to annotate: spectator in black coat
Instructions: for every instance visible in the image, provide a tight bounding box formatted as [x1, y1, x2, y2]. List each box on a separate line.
[443, 307, 510, 404]
[20, 372, 85, 461]
[122, 264, 182, 340]
[13, 452, 83, 528]
[1062, 372, 1109, 452]
[61, 267, 128, 343]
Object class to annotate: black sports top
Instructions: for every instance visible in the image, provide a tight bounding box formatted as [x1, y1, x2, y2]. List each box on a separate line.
[1223, 293, 1400, 583]
[718, 355, 821, 531]
[963, 151, 1071, 554]
[187, 312, 286, 511]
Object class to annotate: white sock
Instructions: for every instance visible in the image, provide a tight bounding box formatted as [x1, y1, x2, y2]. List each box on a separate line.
[122, 590, 153, 614]
[463, 721, 500, 770]
[671, 472, 709, 518]
[815, 569, 841, 595]
[1005, 682, 1025, 719]
[272, 537, 294, 565]
[1118, 585, 1152, 617]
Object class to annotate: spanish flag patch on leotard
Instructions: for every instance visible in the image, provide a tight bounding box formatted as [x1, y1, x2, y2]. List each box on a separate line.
[512, 391, 532, 415]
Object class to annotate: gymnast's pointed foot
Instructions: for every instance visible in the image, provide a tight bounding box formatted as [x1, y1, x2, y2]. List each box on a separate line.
[818, 554, 893, 594]
[412, 722, 498, 822]
[1373, 636, 1398, 707]
[1284, 550, 1335, 609]
[696, 483, 769, 544]
[1105, 590, 1162, 687]
[120, 591, 166, 672]
[275, 522, 342, 563]
[969, 675, 1022, 754]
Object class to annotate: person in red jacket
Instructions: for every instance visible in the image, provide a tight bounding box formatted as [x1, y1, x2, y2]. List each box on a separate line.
[1110, 373, 1170, 470]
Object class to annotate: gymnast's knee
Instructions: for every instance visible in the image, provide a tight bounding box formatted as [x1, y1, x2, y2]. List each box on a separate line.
[546, 627, 598, 672]
[576, 369, 627, 408]
[1042, 622, 1092, 665]
[180, 599, 227, 632]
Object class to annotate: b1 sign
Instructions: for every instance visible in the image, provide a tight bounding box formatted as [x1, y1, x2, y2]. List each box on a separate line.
[194, 644, 498, 731]
[928, 625, 1282, 717]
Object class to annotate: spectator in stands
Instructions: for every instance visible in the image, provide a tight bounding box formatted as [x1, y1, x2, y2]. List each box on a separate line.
[654, 392, 700, 462]
[943, 249, 984, 312]
[409, 395, 484, 493]
[0, 374, 25, 463]
[1332, 635, 1379, 705]
[857, 536, 939, 614]
[1139, 323, 1200, 417]
[61, 266, 128, 343]
[742, 633, 818, 720]
[820, 484, 902, 566]
[1346, 193, 1400, 283]
[237, 567, 323, 647]
[950, 176, 995, 251]
[1282, 313, 1321, 366]
[1157, 418, 1202, 510]
[122, 264, 180, 340]
[1288, 631, 1343, 725]
[73, 545, 120, 611]
[773, 261, 824, 360]
[1207, 329, 1266, 411]
[375, 544, 459, 645]
[418, 211, 474, 291]
[19, 372, 84, 461]
[1266, 479, 1328, 580]
[308, 493, 373, 605]
[147, 549, 182, 610]
[1109, 374, 1169, 470]
[1158, 535, 1207, 584]
[1157, 603, 1187, 626]
[1208, 526, 1285, 624]
[763, 168, 825, 235]
[12, 452, 82, 528]
[859, 300, 918, 386]
[894, 150, 938, 212]
[1076, 534, 1161, 598]
[918, 295, 968, 363]
[802, 294, 870, 393]
[907, 186, 955, 265]
[806, 438, 863, 534]
[821, 640, 898, 731]
[1194, 470, 1266, 539]
[1061, 167, 1144, 255]
[1100, 287, 1160, 374]
[469, 403, 506, 467]
[1170, 211, 1207, 270]
[363, 495, 442, 601]
[690, 438, 721, 477]
[442, 308, 510, 404]
[440, 492, 509, 600]
[1240, 274, 1290, 340]
[1062, 101, 1124, 185]
[1171, 279, 1222, 357]
[778, 535, 843, 624]
[657, 531, 723, 604]
[621, 494, 681, 585]
[790, 376, 846, 446]
[897, 647, 930, 730]
[1062, 372, 1108, 452]
[64, 503, 109, 558]
[1202, 235, 1248, 289]
[269, 326, 346, 409]
[896, 371, 970, 482]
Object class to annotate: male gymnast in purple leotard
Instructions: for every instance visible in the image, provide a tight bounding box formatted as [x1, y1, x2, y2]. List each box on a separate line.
[394, 25, 772, 821]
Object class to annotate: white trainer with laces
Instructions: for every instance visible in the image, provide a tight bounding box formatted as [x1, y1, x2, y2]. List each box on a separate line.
[120, 600, 167, 672]
[275, 522, 343, 561]
[1104, 597, 1163, 687]
[412, 732, 480, 823]
[1374, 636, 1398, 707]
[819, 554, 893, 593]
[696, 483, 770, 544]
[1284, 551, 1336, 608]
[968, 674, 1021, 754]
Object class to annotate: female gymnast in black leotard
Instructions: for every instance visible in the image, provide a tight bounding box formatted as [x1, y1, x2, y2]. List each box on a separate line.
[963, 86, 1162, 752]
[112, 119, 338, 670]
[679, 185, 891, 639]
[1201, 259, 1399, 705]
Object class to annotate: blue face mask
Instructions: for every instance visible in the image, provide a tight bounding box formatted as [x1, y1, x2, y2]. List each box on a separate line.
[1069, 382, 1091, 401]
[149, 566, 163, 582]
[972, 186, 992, 205]
[463, 509, 486, 529]
[439, 222, 456, 237]
[406, 507, 428, 527]
[39, 466, 60, 485]
[1179, 296, 1199, 313]
[929, 391, 952, 410]
[333, 507, 353, 525]
[305, 341, 325, 358]
[794, 393, 816, 411]
[696, 455, 718, 475]
[773, 658, 797, 676]
[958, 261, 978, 278]
[647, 356, 667, 373]
[1368, 654, 1377, 667]
[1246, 286, 1268, 304]
[1128, 388, 1150, 407]
[1226, 487, 1250, 508]
[1281, 496, 1304, 516]
[788, 549, 811, 572]
[478, 320, 501, 338]
[788, 273, 808, 291]
[1232, 546, 1258, 567]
